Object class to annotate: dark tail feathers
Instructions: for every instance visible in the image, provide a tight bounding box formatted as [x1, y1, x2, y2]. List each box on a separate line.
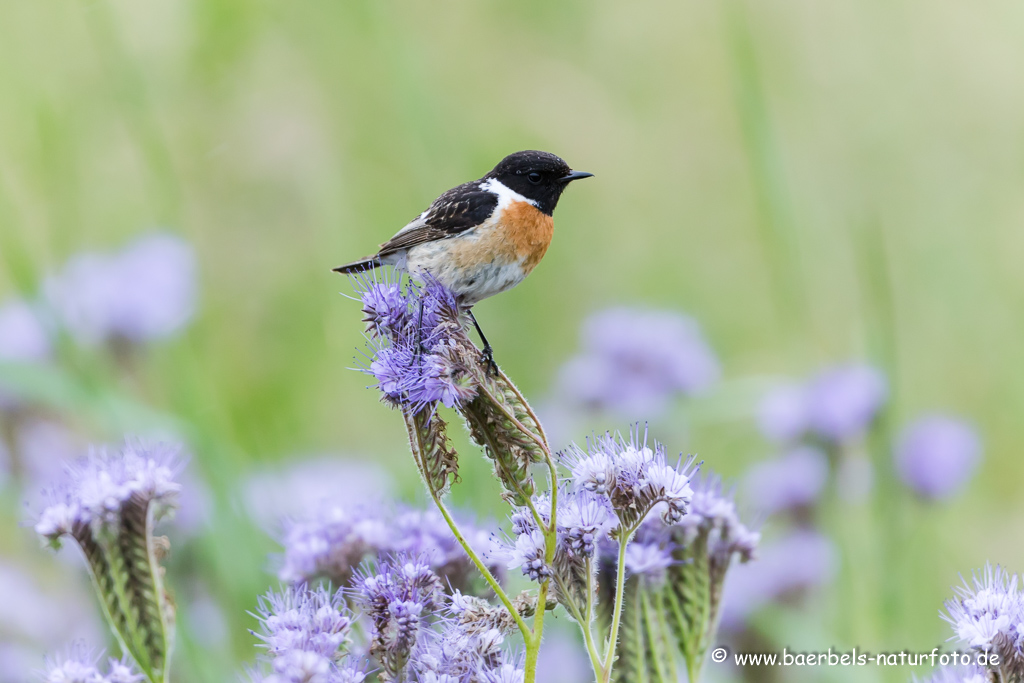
[332, 255, 383, 275]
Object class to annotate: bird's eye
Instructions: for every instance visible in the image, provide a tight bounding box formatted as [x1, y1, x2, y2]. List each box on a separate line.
[527, 172, 542, 184]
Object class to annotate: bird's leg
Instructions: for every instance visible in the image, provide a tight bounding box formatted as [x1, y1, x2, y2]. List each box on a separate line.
[467, 309, 498, 377]
[414, 298, 427, 364]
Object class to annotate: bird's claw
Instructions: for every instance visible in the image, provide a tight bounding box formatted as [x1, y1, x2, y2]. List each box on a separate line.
[482, 346, 499, 377]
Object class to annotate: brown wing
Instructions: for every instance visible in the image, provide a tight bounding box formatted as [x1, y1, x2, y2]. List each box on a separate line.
[377, 181, 498, 256]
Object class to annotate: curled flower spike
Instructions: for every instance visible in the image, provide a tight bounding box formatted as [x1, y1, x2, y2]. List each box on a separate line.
[352, 554, 443, 681]
[561, 426, 697, 530]
[33, 440, 181, 683]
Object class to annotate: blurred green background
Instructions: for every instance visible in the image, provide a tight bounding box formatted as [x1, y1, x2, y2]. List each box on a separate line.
[2, 1, 1023, 681]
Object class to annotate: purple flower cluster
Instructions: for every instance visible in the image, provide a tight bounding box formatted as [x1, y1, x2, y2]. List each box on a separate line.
[279, 505, 499, 593]
[34, 440, 181, 546]
[356, 274, 478, 410]
[250, 585, 367, 683]
[676, 476, 760, 565]
[894, 416, 982, 501]
[556, 308, 719, 417]
[41, 645, 142, 683]
[411, 617, 525, 683]
[942, 565, 1024, 665]
[561, 428, 697, 529]
[45, 233, 197, 346]
[353, 555, 443, 680]
[740, 446, 828, 517]
[623, 526, 674, 584]
[758, 364, 887, 444]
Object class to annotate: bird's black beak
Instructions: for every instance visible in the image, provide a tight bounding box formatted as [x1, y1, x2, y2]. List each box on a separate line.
[560, 170, 594, 183]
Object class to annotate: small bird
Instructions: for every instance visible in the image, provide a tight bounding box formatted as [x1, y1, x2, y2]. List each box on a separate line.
[334, 150, 592, 365]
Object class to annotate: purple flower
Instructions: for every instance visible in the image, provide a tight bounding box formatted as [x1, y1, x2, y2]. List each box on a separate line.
[0, 299, 51, 362]
[250, 585, 366, 683]
[45, 233, 197, 346]
[741, 447, 828, 517]
[679, 476, 759, 563]
[719, 530, 836, 630]
[278, 506, 388, 586]
[245, 457, 393, 530]
[254, 585, 353, 660]
[942, 564, 1023, 654]
[561, 427, 697, 528]
[557, 490, 616, 558]
[409, 610, 522, 683]
[41, 645, 143, 683]
[806, 364, 887, 442]
[757, 364, 887, 444]
[556, 308, 719, 417]
[278, 503, 498, 593]
[353, 555, 442, 680]
[624, 542, 674, 582]
[33, 440, 182, 545]
[353, 274, 479, 410]
[506, 529, 550, 582]
[894, 415, 982, 501]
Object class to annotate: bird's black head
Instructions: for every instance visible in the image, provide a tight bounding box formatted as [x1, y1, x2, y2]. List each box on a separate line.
[485, 150, 593, 215]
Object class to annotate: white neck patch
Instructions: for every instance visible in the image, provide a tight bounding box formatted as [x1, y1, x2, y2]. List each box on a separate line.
[480, 178, 539, 209]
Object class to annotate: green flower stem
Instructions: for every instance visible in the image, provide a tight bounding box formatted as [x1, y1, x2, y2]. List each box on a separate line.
[601, 534, 632, 683]
[429, 491, 531, 640]
[525, 455, 560, 683]
[582, 559, 605, 677]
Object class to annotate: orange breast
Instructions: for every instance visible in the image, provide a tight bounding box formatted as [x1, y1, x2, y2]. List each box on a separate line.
[502, 200, 555, 273]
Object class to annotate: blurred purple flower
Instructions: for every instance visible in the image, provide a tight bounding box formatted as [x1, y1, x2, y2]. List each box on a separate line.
[894, 415, 981, 501]
[719, 530, 837, 630]
[806, 364, 887, 443]
[45, 232, 197, 346]
[741, 447, 828, 517]
[244, 456, 393, 529]
[678, 476, 760, 564]
[278, 505, 389, 586]
[0, 561, 103, 650]
[41, 645, 143, 683]
[534, 630, 591, 683]
[33, 440, 182, 546]
[556, 308, 719, 417]
[624, 542, 674, 583]
[0, 299, 50, 362]
[757, 383, 809, 443]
